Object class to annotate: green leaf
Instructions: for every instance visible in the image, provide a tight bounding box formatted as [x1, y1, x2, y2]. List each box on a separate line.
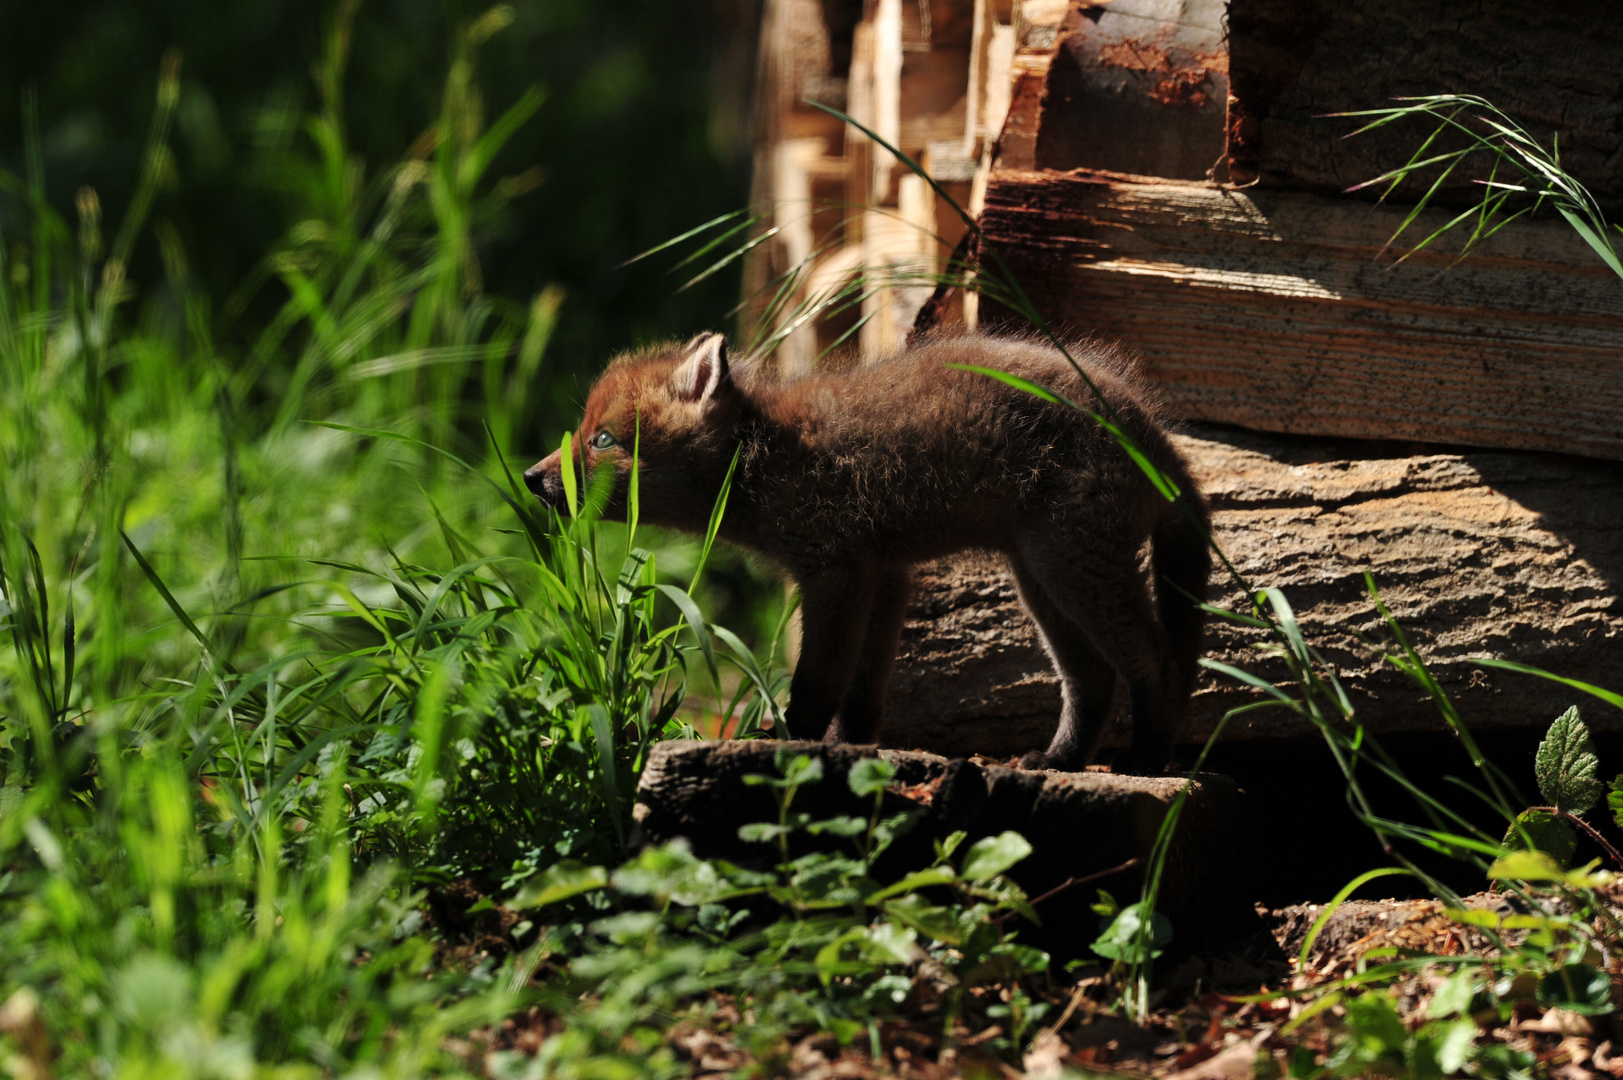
[1502, 808, 1578, 867]
[848, 757, 896, 798]
[861, 920, 919, 966]
[805, 816, 867, 838]
[738, 822, 790, 844]
[1443, 908, 1499, 929]
[959, 831, 1032, 882]
[1427, 968, 1480, 1019]
[1536, 964, 1614, 1015]
[1090, 901, 1171, 963]
[865, 866, 957, 904]
[510, 860, 608, 910]
[814, 928, 871, 986]
[1536, 706, 1604, 813]
[883, 894, 964, 945]
[1433, 1017, 1478, 1074]
[1608, 775, 1623, 832]
[1488, 849, 1567, 882]
[776, 750, 823, 788]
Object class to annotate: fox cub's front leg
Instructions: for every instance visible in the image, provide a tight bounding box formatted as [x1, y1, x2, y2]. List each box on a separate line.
[783, 566, 876, 741]
[828, 565, 912, 745]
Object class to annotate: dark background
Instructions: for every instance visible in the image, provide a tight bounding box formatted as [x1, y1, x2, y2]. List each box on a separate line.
[0, 0, 761, 430]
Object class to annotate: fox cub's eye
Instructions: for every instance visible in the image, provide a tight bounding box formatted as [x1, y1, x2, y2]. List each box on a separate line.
[591, 430, 618, 451]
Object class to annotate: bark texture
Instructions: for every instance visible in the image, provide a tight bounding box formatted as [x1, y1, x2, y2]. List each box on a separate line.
[877, 425, 1623, 758]
[1226, 0, 1623, 210]
[978, 170, 1623, 461]
[633, 739, 1245, 951]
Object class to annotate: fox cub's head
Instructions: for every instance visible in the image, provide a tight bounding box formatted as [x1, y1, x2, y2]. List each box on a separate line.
[524, 332, 740, 532]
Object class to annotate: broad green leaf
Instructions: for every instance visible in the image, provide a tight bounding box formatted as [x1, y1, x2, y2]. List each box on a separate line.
[959, 831, 1032, 882]
[883, 894, 963, 944]
[737, 822, 790, 844]
[775, 748, 823, 787]
[865, 866, 957, 904]
[1488, 849, 1566, 882]
[805, 816, 867, 838]
[848, 757, 896, 798]
[1443, 908, 1499, 929]
[1537, 964, 1614, 1015]
[1609, 775, 1623, 832]
[814, 928, 870, 986]
[861, 920, 918, 966]
[1427, 968, 1479, 1019]
[1535, 706, 1603, 813]
[1434, 1017, 1479, 1074]
[1090, 901, 1171, 963]
[1502, 808, 1577, 867]
[510, 860, 608, 910]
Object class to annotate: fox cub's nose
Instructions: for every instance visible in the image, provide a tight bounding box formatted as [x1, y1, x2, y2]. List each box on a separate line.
[523, 455, 563, 506]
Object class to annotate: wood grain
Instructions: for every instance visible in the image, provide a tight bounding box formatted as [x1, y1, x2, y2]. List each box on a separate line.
[878, 424, 1623, 757]
[979, 170, 1623, 461]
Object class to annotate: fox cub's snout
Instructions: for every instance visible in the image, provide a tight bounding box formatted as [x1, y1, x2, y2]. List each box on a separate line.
[521, 458, 566, 507]
[524, 332, 731, 525]
[525, 330, 1210, 775]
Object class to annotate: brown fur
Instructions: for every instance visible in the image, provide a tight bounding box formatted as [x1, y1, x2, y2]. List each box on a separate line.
[525, 331, 1211, 772]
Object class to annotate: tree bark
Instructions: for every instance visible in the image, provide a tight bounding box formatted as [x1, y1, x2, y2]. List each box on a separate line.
[632, 739, 1247, 952]
[878, 424, 1623, 758]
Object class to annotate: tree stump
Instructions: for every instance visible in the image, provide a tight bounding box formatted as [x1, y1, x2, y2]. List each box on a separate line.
[633, 739, 1246, 953]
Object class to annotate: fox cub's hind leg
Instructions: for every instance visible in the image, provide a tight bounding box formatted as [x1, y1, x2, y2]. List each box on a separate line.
[784, 564, 877, 742]
[1007, 554, 1119, 771]
[1014, 533, 1177, 774]
[827, 565, 912, 745]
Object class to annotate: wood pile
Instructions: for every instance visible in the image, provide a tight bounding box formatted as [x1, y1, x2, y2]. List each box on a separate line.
[747, 0, 1623, 748]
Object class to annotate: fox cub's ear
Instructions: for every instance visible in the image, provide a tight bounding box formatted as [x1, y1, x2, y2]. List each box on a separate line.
[672, 333, 730, 403]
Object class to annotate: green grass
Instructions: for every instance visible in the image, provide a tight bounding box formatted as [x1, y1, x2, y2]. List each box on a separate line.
[0, 17, 792, 1075]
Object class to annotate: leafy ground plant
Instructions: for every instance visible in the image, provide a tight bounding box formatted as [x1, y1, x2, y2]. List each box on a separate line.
[475, 748, 1051, 1077]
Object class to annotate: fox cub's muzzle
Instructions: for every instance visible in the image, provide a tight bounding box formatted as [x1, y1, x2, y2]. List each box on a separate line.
[523, 452, 566, 508]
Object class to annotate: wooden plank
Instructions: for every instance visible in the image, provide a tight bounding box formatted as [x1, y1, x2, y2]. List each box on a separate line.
[979, 169, 1623, 460]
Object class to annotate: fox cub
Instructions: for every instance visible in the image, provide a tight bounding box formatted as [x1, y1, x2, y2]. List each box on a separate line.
[525, 332, 1209, 773]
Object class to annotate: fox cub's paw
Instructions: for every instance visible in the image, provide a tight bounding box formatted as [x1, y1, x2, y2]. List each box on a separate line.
[1015, 749, 1090, 772]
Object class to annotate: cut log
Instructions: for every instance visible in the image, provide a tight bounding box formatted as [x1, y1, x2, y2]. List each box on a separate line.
[1226, 0, 1623, 209]
[633, 738, 1246, 952]
[879, 425, 1623, 757]
[1033, 0, 1228, 180]
[978, 170, 1623, 461]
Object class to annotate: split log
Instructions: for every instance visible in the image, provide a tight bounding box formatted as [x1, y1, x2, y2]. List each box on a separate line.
[633, 739, 1246, 951]
[1033, 0, 1228, 180]
[978, 170, 1623, 461]
[878, 424, 1623, 757]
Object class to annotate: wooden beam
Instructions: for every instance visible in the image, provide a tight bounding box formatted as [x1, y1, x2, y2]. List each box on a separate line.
[979, 169, 1623, 460]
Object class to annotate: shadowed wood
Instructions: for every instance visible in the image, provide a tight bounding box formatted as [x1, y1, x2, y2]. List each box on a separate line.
[879, 424, 1623, 757]
[979, 170, 1623, 461]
